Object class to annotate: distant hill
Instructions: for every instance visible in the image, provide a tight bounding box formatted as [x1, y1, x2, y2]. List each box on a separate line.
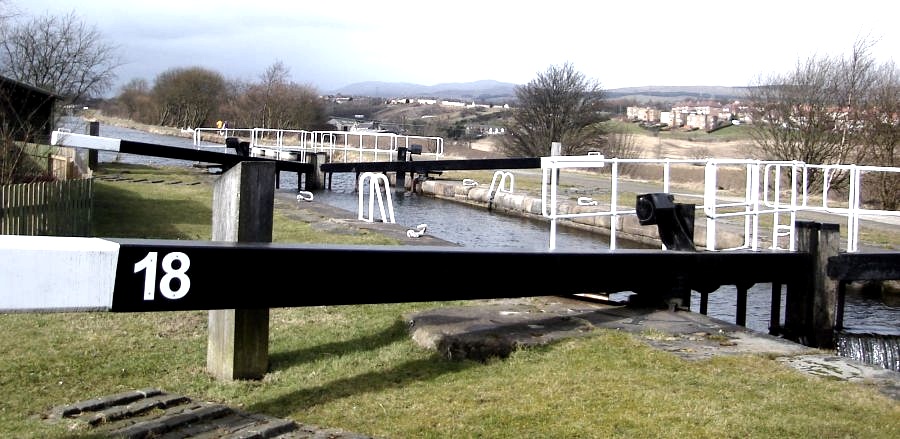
[604, 85, 751, 102]
[330, 81, 750, 104]
[331, 80, 518, 104]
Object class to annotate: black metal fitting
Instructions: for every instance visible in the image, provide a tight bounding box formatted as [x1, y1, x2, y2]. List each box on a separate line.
[636, 193, 696, 251]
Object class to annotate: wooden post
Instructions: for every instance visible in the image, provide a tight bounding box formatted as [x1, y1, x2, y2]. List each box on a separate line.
[207, 161, 275, 380]
[395, 147, 407, 193]
[304, 152, 326, 191]
[735, 284, 748, 327]
[87, 121, 99, 170]
[769, 282, 782, 336]
[785, 221, 840, 348]
[784, 221, 815, 344]
[811, 223, 840, 348]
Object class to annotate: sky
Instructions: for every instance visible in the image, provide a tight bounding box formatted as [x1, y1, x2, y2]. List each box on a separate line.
[9, 0, 899, 96]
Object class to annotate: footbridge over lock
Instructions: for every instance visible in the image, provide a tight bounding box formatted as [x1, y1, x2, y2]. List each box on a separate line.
[192, 127, 445, 165]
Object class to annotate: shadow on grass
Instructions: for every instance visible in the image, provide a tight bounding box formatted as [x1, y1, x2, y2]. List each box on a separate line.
[254, 319, 479, 416]
[268, 319, 410, 369]
[254, 307, 626, 417]
[92, 182, 212, 239]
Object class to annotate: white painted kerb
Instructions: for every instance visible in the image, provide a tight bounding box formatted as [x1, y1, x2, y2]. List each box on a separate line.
[0, 236, 120, 312]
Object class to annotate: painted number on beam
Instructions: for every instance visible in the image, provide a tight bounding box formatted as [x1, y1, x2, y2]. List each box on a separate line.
[134, 252, 191, 300]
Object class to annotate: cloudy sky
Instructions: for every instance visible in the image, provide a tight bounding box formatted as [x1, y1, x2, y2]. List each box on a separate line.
[10, 0, 899, 95]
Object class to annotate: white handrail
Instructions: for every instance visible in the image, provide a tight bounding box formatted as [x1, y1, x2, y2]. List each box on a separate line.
[192, 126, 444, 163]
[358, 172, 395, 223]
[191, 127, 255, 149]
[540, 155, 900, 252]
[487, 171, 515, 198]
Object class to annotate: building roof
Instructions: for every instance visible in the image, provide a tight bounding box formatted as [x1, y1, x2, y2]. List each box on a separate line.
[0, 75, 59, 98]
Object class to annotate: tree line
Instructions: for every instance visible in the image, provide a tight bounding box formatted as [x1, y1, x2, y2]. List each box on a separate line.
[106, 60, 329, 132]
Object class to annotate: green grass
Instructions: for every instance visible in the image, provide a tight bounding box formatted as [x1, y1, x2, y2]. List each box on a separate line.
[92, 164, 215, 240]
[1, 163, 898, 438]
[2, 309, 898, 438]
[91, 163, 398, 245]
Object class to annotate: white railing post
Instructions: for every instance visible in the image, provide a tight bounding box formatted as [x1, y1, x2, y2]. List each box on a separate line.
[610, 160, 619, 251]
[747, 161, 760, 251]
[703, 162, 718, 251]
[847, 165, 860, 252]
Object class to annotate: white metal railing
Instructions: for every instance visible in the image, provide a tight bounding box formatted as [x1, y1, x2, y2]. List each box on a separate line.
[702, 159, 801, 251]
[797, 164, 900, 252]
[487, 170, 515, 199]
[540, 156, 900, 252]
[191, 127, 255, 148]
[192, 126, 443, 163]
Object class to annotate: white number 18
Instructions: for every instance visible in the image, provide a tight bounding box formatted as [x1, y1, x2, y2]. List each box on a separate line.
[133, 251, 191, 300]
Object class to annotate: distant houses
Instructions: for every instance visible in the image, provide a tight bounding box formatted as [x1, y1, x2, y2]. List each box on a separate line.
[626, 102, 753, 131]
[327, 117, 397, 133]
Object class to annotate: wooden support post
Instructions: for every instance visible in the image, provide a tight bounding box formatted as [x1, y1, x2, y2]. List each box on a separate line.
[87, 121, 99, 170]
[769, 282, 782, 335]
[835, 281, 847, 331]
[785, 221, 840, 348]
[395, 147, 407, 193]
[785, 222, 815, 343]
[304, 152, 326, 191]
[812, 223, 840, 348]
[207, 161, 275, 381]
[735, 285, 748, 327]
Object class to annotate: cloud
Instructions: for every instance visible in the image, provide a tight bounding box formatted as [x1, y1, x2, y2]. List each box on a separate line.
[14, 0, 899, 95]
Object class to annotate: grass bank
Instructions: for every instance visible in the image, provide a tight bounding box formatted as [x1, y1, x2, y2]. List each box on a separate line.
[1, 163, 898, 438]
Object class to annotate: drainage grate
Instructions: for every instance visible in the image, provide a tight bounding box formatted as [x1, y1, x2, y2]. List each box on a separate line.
[45, 388, 374, 438]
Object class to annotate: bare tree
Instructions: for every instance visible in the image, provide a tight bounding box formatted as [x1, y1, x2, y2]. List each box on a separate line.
[0, 0, 19, 23]
[152, 66, 226, 129]
[862, 61, 900, 209]
[499, 62, 606, 157]
[746, 36, 879, 192]
[0, 10, 122, 103]
[835, 36, 879, 156]
[232, 60, 327, 130]
[113, 78, 156, 123]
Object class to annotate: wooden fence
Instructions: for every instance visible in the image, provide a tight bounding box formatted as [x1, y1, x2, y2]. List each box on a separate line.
[0, 178, 93, 236]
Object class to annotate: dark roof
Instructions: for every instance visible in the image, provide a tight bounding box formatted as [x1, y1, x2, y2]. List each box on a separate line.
[0, 75, 58, 98]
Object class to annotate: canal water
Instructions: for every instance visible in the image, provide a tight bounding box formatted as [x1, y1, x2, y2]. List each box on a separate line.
[65, 120, 899, 369]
